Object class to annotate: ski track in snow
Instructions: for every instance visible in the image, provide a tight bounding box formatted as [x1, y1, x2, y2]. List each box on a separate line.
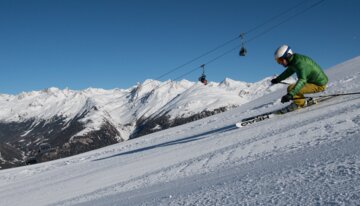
[0, 56, 360, 206]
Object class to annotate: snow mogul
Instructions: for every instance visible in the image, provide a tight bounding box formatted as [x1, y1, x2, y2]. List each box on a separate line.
[271, 45, 329, 112]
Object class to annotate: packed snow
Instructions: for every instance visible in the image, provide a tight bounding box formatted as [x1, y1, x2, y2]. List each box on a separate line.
[0, 56, 359, 205]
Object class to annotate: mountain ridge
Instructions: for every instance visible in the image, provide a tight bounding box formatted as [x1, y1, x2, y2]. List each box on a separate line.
[0, 76, 288, 169]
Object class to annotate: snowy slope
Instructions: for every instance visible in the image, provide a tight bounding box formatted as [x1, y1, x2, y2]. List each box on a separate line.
[0, 56, 359, 205]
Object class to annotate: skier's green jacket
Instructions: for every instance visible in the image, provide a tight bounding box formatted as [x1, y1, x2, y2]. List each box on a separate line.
[275, 53, 328, 96]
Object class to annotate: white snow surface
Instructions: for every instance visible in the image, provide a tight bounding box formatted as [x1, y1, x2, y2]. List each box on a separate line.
[0, 56, 360, 205]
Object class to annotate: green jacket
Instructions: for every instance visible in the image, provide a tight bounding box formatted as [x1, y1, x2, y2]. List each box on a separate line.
[276, 53, 328, 96]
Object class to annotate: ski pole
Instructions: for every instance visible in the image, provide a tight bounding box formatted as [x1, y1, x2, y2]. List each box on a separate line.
[314, 92, 360, 98]
[292, 92, 360, 100]
[269, 81, 290, 87]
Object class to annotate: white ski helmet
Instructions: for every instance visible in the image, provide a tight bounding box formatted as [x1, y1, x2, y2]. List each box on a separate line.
[274, 45, 293, 60]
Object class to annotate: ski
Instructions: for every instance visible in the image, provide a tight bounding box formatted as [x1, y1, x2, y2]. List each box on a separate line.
[236, 112, 275, 128]
[235, 96, 334, 128]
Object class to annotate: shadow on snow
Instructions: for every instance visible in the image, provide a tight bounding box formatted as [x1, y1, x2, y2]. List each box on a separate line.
[93, 124, 237, 161]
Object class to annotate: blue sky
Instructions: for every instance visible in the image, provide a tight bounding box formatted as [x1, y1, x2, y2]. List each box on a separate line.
[0, 0, 359, 94]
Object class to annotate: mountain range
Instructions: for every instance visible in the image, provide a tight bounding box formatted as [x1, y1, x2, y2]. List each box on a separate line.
[0, 75, 293, 169]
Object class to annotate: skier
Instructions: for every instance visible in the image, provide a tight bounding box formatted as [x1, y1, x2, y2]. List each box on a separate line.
[271, 45, 329, 112]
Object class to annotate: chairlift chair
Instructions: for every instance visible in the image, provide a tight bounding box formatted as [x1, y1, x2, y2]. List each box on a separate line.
[239, 33, 247, 56]
[198, 74, 208, 85]
[198, 64, 208, 85]
[239, 46, 247, 56]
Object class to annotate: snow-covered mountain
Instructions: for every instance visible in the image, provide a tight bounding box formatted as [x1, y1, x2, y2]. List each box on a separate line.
[0, 75, 293, 169]
[0, 56, 359, 206]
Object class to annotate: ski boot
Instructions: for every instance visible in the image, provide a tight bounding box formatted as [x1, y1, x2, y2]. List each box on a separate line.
[277, 103, 300, 114]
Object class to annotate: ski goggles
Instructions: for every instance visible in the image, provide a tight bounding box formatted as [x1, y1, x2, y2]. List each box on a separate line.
[275, 57, 284, 64]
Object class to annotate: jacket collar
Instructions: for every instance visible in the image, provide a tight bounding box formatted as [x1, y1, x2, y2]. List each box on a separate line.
[287, 54, 295, 66]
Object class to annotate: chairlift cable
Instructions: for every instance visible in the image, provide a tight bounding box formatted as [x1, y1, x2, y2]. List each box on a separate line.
[180, 0, 323, 82]
[177, 0, 323, 81]
[147, 0, 325, 85]
[108, 0, 326, 106]
[245, 0, 325, 44]
[244, 0, 311, 36]
[153, 36, 240, 82]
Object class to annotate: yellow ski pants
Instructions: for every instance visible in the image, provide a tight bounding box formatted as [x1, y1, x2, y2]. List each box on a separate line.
[287, 83, 327, 107]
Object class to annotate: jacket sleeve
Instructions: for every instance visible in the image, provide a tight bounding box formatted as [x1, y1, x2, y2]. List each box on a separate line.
[289, 78, 306, 96]
[276, 68, 294, 82]
[289, 68, 307, 96]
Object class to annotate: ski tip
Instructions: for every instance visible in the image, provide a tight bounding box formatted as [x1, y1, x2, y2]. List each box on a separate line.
[235, 122, 244, 128]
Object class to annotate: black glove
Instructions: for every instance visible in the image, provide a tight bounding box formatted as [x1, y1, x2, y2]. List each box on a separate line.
[281, 93, 293, 103]
[271, 78, 279, 84]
